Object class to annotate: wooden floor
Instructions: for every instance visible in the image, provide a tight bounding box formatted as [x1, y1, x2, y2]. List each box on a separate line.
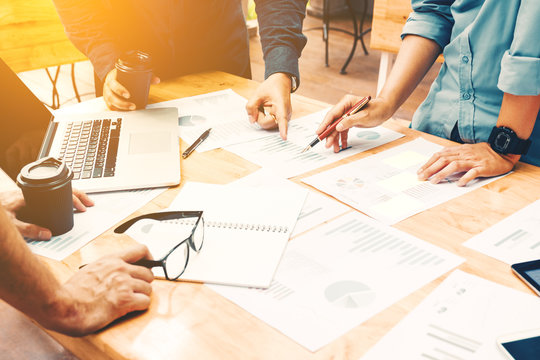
[8, 11, 442, 360]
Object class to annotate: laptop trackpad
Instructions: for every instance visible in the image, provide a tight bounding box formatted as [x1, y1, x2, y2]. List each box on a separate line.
[129, 132, 171, 154]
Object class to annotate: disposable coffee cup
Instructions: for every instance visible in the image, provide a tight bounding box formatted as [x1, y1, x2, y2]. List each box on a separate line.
[115, 50, 153, 109]
[16, 157, 74, 236]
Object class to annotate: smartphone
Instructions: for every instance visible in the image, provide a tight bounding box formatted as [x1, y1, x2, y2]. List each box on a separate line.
[497, 328, 540, 359]
[511, 259, 540, 296]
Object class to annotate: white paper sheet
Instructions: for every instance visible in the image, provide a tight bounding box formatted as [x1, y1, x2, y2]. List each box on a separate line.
[148, 89, 269, 152]
[361, 270, 540, 359]
[209, 212, 464, 351]
[27, 187, 166, 260]
[302, 138, 505, 224]
[464, 199, 540, 265]
[229, 169, 350, 237]
[224, 109, 404, 178]
[126, 182, 307, 288]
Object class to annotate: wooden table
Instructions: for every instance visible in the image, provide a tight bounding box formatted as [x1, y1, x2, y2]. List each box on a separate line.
[33, 71, 540, 359]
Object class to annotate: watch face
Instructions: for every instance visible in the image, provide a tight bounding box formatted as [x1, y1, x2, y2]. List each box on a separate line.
[494, 132, 511, 153]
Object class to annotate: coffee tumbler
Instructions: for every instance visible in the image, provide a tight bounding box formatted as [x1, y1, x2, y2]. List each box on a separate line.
[16, 157, 74, 236]
[115, 50, 153, 109]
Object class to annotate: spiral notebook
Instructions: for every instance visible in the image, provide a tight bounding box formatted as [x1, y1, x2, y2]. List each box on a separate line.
[126, 182, 307, 288]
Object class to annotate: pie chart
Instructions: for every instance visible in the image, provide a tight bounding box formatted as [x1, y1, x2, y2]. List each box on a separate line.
[324, 281, 376, 308]
[356, 131, 381, 140]
[336, 177, 365, 189]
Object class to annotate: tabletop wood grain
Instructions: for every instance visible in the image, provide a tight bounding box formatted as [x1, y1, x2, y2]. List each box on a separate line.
[26, 71, 540, 360]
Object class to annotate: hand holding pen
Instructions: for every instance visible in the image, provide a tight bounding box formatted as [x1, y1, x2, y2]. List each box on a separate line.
[303, 95, 371, 153]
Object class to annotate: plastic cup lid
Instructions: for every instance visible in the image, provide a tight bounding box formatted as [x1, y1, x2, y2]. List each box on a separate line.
[16, 157, 73, 189]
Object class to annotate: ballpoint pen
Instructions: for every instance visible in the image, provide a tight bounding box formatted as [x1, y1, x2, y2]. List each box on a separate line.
[301, 96, 371, 153]
[182, 128, 212, 159]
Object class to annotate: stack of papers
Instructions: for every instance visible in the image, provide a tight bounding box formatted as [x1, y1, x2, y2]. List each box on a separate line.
[302, 138, 505, 224]
[362, 270, 540, 359]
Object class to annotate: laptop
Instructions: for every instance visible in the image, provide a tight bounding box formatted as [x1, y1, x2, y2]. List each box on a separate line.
[0, 58, 180, 193]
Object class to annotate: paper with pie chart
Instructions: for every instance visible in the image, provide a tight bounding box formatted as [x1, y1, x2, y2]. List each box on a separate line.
[302, 138, 506, 224]
[224, 109, 404, 178]
[148, 89, 269, 152]
[209, 212, 463, 351]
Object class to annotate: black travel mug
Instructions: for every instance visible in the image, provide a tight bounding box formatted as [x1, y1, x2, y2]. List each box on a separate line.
[115, 50, 153, 109]
[16, 157, 74, 236]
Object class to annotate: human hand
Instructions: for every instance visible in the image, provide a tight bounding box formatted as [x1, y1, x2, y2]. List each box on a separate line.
[54, 244, 154, 336]
[417, 142, 518, 186]
[316, 95, 392, 153]
[103, 68, 160, 111]
[0, 188, 94, 240]
[246, 72, 292, 140]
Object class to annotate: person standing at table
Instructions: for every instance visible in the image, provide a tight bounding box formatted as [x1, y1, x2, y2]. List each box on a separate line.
[52, 0, 308, 140]
[318, 0, 540, 186]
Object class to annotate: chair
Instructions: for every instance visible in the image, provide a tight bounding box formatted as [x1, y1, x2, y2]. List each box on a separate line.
[0, 0, 88, 108]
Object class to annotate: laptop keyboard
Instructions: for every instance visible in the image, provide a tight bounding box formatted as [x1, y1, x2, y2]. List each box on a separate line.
[58, 118, 122, 180]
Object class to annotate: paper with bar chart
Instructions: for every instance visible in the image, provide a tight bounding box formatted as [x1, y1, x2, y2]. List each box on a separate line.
[229, 168, 350, 237]
[361, 270, 540, 360]
[26, 187, 166, 260]
[148, 89, 267, 152]
[209, 212, 463, 351]
[224, 109, 404, 178]
[464, 199, 540, 264]
[302, 138, 505, 224]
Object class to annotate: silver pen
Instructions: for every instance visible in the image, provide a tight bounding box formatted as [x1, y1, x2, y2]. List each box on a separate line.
[182, 128, 212, 159]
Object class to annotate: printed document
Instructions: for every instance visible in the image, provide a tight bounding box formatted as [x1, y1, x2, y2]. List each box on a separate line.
[302, 138, 505, 224]
[27, 187, 166, 260]
[229, 168, 350, 237]
[225, 109, 404, 178]
[362, 270, 540, 359]
[148, 89, 268, 152]
[210, 212, 464, 351]
[464, 199, 540, 264]
[126, 182, 307, 288]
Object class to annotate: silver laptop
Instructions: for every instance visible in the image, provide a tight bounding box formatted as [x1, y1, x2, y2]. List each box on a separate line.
[0, 58, 180, 193]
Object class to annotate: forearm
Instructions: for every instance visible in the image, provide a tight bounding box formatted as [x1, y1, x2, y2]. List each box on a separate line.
[378, 35, 441, 115]
[52, 0, 119, 80]
[0, 206, 75, 332]
[495, 93, 540, 163]
[255, 0, 308, 82]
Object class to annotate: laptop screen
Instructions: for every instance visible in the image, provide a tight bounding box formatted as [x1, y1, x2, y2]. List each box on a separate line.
[0, 58, 53, 180]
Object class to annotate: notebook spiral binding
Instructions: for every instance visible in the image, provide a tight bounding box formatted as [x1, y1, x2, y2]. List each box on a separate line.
[166, 219, 288, 233]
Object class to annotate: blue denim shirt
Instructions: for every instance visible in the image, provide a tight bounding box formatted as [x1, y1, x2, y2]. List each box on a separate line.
[402, 0, 540, 166]
[53, 0, 307, 85]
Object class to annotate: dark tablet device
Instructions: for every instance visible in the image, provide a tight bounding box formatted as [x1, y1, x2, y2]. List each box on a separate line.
[511, 259, 540, 296]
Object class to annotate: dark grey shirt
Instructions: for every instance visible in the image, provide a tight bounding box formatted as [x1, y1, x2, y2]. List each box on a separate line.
[53, 0, 307, 86]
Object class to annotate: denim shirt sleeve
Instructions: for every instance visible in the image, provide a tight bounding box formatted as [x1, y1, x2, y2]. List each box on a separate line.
[498, 0, 540, 96]
[255, 0, 308, 86]
[52, 0, 119, 81]
[401, 0, 455, 50]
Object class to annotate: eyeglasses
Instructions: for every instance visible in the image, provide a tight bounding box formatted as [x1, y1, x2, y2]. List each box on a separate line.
[114, 211, 204, 281]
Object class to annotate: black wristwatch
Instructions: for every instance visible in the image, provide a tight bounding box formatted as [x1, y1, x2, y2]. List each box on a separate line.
[488, 126, 531, 155]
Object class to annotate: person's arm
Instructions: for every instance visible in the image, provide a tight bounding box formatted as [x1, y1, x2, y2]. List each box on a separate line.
[0, 188, 94, 240]
[418, 0, 540, 185]
[52, 0, 119, 81]
[246, 0, 308, 139]
[52, 0, 151, 111]
[0, 205, 153, 336]
[316, 0, 453, 152]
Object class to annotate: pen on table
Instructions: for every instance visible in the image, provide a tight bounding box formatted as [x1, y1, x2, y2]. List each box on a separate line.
[182, 128, 212, 159]
[301, 95, 371, 153]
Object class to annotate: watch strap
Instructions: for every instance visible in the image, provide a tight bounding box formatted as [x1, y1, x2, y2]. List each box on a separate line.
[488, 126, 531, 155]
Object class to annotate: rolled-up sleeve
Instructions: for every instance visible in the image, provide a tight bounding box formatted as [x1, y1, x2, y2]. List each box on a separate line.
[498, 0, 540, 96]
[401, 0, 455, 50]
[255, 0, 308, 85]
